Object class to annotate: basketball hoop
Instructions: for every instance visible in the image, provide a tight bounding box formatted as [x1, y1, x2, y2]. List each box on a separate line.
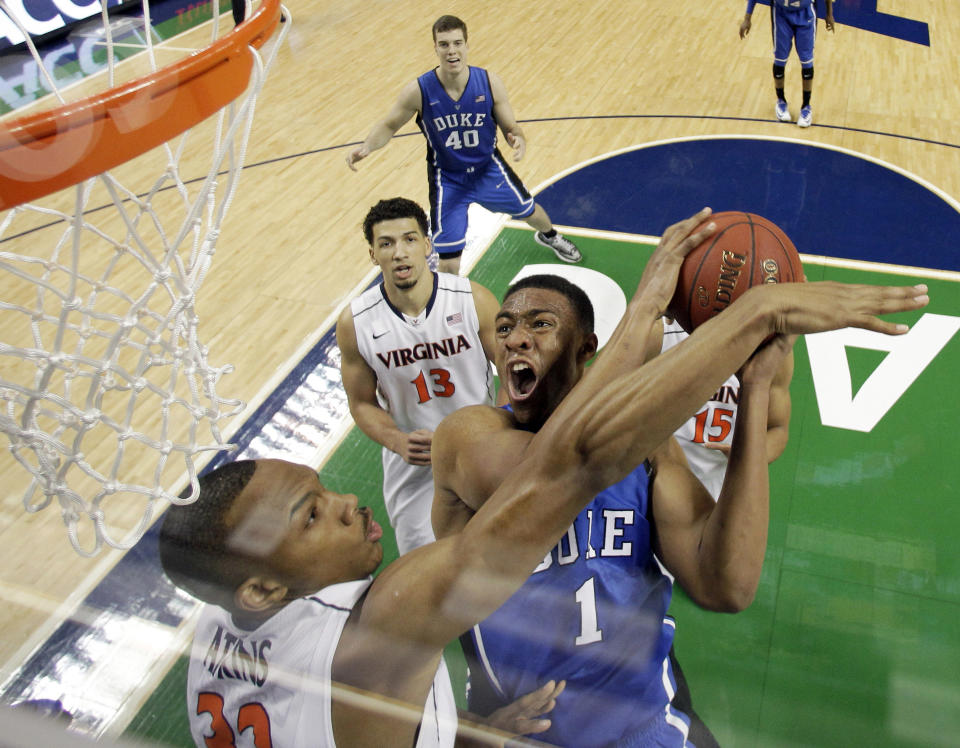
[0, 0, 289, 555]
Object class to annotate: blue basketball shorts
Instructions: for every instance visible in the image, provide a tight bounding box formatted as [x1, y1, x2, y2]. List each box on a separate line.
[772, 4, 816, 68]
[427, 150, 536, 255]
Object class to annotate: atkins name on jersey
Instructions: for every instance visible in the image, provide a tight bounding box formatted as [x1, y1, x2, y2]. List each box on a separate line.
[200, 625, 271, 688]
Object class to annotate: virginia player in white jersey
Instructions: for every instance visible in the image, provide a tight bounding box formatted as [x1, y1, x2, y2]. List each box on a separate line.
[159, 208, 929, 747]
[740, 0, 834, 127]
[186, 577, 457, 747]
[657, 317, 793, 499]
[346, 15, 581, 275]
[337, 197, 499, 554]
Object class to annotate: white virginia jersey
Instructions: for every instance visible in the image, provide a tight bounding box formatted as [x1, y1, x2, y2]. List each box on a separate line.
[186, 578, 458, 747]
[661, 318, 739, 500]
[351, 272, 494, 553]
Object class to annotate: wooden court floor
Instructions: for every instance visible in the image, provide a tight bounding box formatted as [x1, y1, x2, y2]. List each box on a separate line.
[1, 0, 958, 734]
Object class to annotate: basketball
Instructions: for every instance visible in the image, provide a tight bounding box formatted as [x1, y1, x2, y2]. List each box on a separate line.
[668, 211, 804, 332]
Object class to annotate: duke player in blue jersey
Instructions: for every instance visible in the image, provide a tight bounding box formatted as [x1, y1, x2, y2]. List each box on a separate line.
[740, 0, 834, 127]
[429, 209, 849, 745]
[346, 15, 581, 275]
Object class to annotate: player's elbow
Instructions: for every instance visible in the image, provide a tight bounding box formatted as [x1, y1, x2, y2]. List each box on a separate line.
[693, 573, 759, 613]
[714, 582, 757, 613]
[698, 589, 756, 614]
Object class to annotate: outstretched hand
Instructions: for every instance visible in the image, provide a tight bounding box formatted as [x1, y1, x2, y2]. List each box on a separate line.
[747, 281, 929, 338]
[636, 207, 717, 317]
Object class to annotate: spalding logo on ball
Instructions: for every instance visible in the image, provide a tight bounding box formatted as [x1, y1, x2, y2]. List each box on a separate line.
[668, 211, 805, 332]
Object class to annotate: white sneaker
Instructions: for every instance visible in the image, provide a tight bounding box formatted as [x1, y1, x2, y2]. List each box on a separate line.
[775, 100, 791, 122]
[534, 231, 582, 263]
[797, 105, 812, 128]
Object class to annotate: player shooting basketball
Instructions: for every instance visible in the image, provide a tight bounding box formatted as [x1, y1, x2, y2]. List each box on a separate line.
[159, 208, 929, 747]
[430, 208, 922, 746]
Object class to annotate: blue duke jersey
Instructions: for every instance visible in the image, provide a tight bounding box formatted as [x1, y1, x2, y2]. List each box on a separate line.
[350, 273, 494, 553]
[186, 579, 458, 747]
[417, 66, 499, 173]
[748, 0, 812, 10]
[466, 462, 695, 747]
[415, 65, 535, 254]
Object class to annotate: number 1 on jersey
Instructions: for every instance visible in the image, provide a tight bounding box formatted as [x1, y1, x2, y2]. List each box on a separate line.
[575, 577, 603, 645]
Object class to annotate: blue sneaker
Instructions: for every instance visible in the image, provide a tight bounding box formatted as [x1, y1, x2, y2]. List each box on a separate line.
[775, 100, 791, 122]
[797, 105, 813, 128]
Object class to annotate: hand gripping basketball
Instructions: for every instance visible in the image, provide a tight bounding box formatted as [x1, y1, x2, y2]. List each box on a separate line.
[668, 211, 805, 333]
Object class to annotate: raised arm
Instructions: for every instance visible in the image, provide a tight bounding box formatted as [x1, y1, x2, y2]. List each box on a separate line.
[763, 347, 793, 462]
[584, 209, 717, 386]
[650, 334, 794, 611]
[651, 315, 794, 463]
[562, 280, 927, 501]
[345, 80, 421, 170]
[336, 305, 432, 465]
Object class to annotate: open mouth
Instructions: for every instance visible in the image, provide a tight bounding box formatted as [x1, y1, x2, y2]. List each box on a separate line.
[508, 361, 538, 401]
[361, 508, 382, 542]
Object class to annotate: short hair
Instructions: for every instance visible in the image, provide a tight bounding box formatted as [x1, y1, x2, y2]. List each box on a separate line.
[362, 197, 430, 245]
[158, 460, 259, 607]
[432, 15, 467, 42]
[503, 274, 595, 335]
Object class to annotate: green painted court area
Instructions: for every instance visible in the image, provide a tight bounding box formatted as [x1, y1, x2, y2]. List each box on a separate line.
[128, 227, 960, 747]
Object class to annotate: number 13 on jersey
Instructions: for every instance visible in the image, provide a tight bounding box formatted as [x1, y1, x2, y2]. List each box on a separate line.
[411, 367, 455, 404]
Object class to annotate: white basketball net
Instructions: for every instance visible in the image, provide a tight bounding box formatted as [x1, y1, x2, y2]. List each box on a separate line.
[0, 0, 288, 555]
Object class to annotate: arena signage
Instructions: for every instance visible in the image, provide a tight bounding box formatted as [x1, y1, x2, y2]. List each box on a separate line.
[0, 0, 125, 49]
